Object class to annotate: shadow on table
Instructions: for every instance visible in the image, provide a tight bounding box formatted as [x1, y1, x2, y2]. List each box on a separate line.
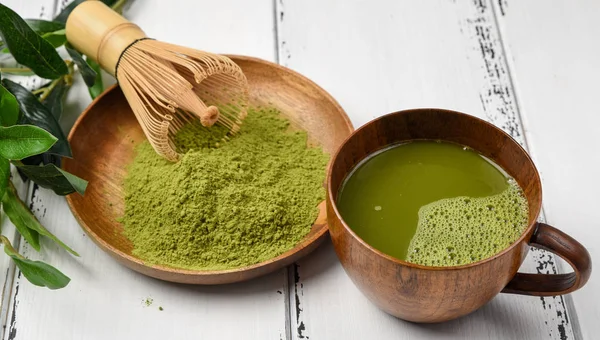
[152, 235, 340, 295]
[151, 266, 288, 296]
[283, 235, 550, 339]
[377, 293, 549, 339]
[292, 235, 341, 280]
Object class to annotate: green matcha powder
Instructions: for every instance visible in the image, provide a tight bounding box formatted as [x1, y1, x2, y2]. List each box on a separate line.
[119, 107, 329, 271]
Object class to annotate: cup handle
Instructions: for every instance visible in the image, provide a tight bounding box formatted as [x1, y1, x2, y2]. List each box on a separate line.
[501, 222, 592, 296]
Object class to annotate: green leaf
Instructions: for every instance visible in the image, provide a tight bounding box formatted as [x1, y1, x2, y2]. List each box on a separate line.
[65, 44, 96, 87]
[2, 184, 41, 251]
[24, 19, 65, 35]
[41, 78, 68, 120]
[0, 83, 19, 126]
[17, 153, 62, 183]
[0, 236, 70, 289]
[0, 4, 68, 79]
[13, 163, 87, 196]
[2, 79, 72, 157]
[0, 125, 57, 160]
[11, 254, 70, 289]
[86, 57, 103, 99]
[54, 0, 119, 23]
[41, 29, 66, 49]
[55, 167, 87, 196]
[2, 183, 78, 256]
[0, 20, 64, 52]
[0, 157, 9, 201]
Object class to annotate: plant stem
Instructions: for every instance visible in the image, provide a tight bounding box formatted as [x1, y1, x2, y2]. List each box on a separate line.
[1, 58, 73, 76]
[30, 61, 73, 101]
[38, 78, 61, 102]
[0, 67, 32, 74]
[64, 60, 74, 86]
[111, 0, 128, 14]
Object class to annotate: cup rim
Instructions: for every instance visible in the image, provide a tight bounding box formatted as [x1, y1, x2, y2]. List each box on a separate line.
[327, 107, 543, 271]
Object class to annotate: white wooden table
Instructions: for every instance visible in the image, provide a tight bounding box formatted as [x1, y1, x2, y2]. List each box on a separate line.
[1, 1, 598, 339]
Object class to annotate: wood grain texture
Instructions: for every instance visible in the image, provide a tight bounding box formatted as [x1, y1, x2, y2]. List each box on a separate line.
[326, 108, 590, 322]
[494, 1, 600, 338]
[503, 223, 591, 296]
[124, 0, 277, 62]
[277, 0, 576, 338]
[3, 1, 290, 340]
[62, 56, 353, 285]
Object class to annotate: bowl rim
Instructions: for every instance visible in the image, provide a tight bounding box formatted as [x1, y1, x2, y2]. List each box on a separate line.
[326, 107, 543, 272]
[64, 54, 355, 281]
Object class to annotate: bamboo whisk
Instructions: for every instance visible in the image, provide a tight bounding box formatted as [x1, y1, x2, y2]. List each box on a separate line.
[65, 1, 249, 162]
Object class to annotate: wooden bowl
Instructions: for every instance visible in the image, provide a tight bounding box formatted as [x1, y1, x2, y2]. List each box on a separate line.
[63, 55, 354, 284]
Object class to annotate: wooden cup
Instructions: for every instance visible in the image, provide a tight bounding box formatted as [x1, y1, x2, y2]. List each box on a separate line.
[326, 108, 592, 323]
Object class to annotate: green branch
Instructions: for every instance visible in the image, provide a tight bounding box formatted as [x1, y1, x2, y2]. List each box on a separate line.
[33, 60, 73, 101]
[38, 78, 61, 102]
[111, 0, 128, 14]
[0, 66, 32, 74]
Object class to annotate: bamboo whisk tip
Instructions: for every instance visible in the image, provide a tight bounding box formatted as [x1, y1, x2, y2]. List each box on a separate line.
[201, 106, 220, 127]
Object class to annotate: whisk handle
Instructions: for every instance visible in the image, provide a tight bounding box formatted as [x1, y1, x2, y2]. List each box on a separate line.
[65, 0, 146, 76]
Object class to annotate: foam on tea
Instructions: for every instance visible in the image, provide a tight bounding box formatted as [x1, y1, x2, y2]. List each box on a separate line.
[336, 140, 529, 267]
[406, 181, 528, 266]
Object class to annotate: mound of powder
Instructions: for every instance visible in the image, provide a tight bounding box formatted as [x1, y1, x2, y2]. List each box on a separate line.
[406, 181, 529, 266]
[119, 107, 329, 271]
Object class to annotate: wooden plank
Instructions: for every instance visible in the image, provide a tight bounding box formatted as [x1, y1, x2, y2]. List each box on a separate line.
[494, 1, 600, 338]
[4, 1, 288, 340]
[0, 171, 30, 335]
[0, 0, 60, 333]
[124, 0, 277, 61]
[277, 0, 574, 338]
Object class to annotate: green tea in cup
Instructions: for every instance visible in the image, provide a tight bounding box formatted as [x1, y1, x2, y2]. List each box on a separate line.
[337, 140, 529, 267]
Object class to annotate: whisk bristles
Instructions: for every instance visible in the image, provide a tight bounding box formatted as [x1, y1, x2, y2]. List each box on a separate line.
[117, 39, 249, 162]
